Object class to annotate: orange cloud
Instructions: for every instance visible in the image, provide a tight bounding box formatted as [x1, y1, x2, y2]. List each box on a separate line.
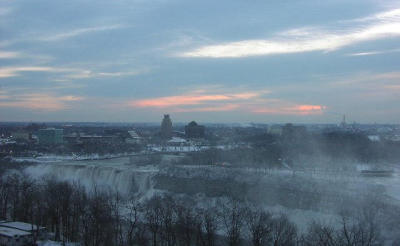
[288, 105, 326, 115]
[383, 84, 400, 90]
[128, 90, 326, 116]
[130, 92, 259, 108]
[173, 104, 240, 112]
[253, 104, 326, 115]
[132, 95, 230, 107]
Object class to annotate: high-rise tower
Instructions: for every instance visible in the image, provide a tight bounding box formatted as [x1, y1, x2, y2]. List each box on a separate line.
[161, 114, 173, 139]
[340, 114, 347, 128]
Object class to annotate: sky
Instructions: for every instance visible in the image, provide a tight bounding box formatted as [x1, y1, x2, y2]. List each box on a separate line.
[0, 0, 400, 124]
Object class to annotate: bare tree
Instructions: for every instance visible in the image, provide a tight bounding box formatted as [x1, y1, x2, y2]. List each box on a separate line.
[201, 208, 218, 246]
[270, 214, 297, 246]
[336, 211, 382, 246]
[110, 191, 124, 246]
[303, 222, 337, 246]
[144, 196, 164, 246]
[124, 196, 141, 245]
[175, 203, 197, 246]
[0, 175, 11, 219]
[160, 196, 177, 246]
[221, 201, 245, 246]
[245, 209, 273, 246]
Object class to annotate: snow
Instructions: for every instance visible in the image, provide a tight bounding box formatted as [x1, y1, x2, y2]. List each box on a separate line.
[37, 241, 78, 246]
[12, 153, 137, 163]
[0, 221, 45, 232]
[0, 227, 31, 237]
[167, 137, 186, 143]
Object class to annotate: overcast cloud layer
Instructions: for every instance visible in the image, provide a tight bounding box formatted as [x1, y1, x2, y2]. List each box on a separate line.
[0, 0, 399, 123]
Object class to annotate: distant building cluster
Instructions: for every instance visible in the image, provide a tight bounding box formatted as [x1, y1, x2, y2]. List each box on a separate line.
[160, 115, 205, 139]
[1, 114, 400, 159]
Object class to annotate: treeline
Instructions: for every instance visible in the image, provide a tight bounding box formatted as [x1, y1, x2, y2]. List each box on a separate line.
[182, 128, 400, 168]
[275, 126, 400, 163]
[0, 173, 389, 246]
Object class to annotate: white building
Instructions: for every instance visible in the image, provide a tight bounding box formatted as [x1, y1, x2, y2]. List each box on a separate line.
[0, 221, 47, 246]
[0, 226, 32, 246]
[126, 130, 142, 144]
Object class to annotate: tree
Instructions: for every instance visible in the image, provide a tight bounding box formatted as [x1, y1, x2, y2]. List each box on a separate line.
[144, 196, 163, 246]
[245, 209, 273, 246]
[221, 201, 245, 246]
[270, 214, 297, 246]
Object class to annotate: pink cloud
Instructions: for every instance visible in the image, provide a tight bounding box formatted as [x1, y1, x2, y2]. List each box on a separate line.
[253, 104, 326, 115]
[383, 84, 400, 90]
[130, 92, 260, 108]
[132, 95, 230, 107]
[128, 89, 326, 116]
[173, 104, 240, 112]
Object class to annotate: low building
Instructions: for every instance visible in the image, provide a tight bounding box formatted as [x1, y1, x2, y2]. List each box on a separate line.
[126, 130, 142, 144]
[11, 131, 31, 141]
[0, 221, 47, 246]
[36, 128, 64, 145]
[0, 226, 32, 246]
[368, 135, 380, 142]
[63, 132, 79, 144]
[168, 137, 187, 146]
[268, 125, 283, 135]
[185, 121, 205, 138]
[0, 221, 46, 233]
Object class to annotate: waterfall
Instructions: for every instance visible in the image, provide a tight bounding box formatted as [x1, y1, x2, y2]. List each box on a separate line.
[24, 163, 158, 197]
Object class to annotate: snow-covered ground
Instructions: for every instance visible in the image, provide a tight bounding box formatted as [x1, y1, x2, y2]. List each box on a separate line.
[38, 241, 78, 246]
[13, 153, 138, 163]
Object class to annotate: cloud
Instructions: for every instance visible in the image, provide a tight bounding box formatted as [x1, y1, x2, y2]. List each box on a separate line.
[347, 48, 400, 56]
[0, 7, 11, 17]
[252, 103, 326, 115]
[39, 24, 124, 42]
[0, 50, 20, 59]
[130, 92, 260, 108]
[329, 71, 400, 88]
[0, 66, 57, 78]
[384, 84, 400, 90]
[128, 88, 326, 115]
[0, 65, 146, 80]
[179, 8, 400, 58]
[173, 104, 240, 112]
[0, 93, 84, 111]
[65, 69, 148, 80]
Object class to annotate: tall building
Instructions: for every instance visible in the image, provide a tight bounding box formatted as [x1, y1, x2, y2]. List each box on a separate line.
[161, 114, 173, 139]
[185, 121, 205, 138]
[36, 128, 64, 145]
[340, 115, 347, 128]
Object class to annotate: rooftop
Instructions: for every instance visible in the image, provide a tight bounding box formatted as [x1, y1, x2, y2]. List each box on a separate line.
[0, 227, 31, 238]
[0, 221, 45, 232]
[168, 137, 187, 143]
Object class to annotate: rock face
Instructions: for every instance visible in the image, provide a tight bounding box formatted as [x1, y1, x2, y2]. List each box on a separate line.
[161, 114, 173, 139]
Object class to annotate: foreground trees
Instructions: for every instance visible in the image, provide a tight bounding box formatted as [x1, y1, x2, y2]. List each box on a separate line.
[0, 174, 386, 246]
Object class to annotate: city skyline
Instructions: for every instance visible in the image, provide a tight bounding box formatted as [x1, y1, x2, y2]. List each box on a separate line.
[1, 0, 400, 123]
